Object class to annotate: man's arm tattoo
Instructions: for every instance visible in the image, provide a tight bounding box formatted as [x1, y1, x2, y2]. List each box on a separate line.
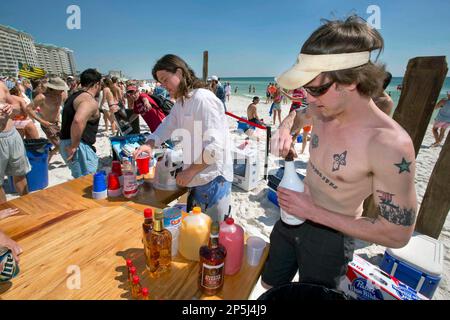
[376, 190, 416, 226]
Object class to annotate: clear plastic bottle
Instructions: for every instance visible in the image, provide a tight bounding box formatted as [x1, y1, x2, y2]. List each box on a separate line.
[219, 218, 244, 275]
[179, 207, 212, 261]
[279, 150, 305, 225]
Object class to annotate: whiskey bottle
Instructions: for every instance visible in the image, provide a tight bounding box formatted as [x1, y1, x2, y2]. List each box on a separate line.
[143, 208, 153, 269]
[199, 221, 227, 296]
[148, 209, 172, 277]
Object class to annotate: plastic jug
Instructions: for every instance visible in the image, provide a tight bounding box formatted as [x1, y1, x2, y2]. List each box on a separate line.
[279, 150, 305, 226]
[178, 207, 212, 261]
[219, 218, 244, 275]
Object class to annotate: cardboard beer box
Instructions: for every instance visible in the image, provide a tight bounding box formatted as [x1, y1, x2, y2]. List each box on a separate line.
[338, 254, 428, 300]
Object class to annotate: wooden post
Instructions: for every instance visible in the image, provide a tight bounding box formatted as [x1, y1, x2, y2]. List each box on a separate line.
[393, 56, 448, 156]
[363, 56, 448, 219]
[203, 51, 208, 82]
[415, 133, 450, 238]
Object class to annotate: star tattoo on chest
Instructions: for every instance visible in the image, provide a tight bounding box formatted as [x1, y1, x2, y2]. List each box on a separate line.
[311, 134, 319, 149]
[332, 151, 347, 172]
[394, 157, 412, 174]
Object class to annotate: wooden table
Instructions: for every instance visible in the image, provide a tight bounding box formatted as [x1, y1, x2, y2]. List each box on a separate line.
[0, 176, 269, 300]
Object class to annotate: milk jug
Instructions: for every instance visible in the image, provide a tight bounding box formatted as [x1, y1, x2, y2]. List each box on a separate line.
[178, 207, 212, 261]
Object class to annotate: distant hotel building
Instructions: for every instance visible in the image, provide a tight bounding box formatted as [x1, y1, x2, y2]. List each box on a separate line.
[0, 24, 76, 77]
[35, 44, 76, 76]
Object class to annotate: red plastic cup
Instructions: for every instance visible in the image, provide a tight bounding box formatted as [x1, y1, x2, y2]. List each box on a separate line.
[111, 160, 123, 176]
[108, 172, 121, 190]
[136, 153, 150, 174]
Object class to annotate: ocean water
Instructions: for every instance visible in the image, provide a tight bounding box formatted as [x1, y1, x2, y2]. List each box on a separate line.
[221, 76, 450, 119]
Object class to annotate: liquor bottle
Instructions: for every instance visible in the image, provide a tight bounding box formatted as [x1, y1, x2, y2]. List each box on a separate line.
[148, 209, 172, 277]
[131, 275, 142, 299]
[199, 222, 227, 296]
[142, 208, 153, 266]
[279, 150, 305, 226]
[128, 266, 137, 286]
[141, 287, 150, 300]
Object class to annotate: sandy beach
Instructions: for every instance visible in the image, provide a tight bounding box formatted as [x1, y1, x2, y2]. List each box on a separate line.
[4, 94, 449, 300]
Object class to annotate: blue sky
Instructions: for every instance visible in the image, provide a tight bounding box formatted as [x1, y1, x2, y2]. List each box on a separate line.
[1, 0, 449, 79]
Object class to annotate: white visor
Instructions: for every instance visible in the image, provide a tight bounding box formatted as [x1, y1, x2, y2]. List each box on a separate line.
[276, 51, 371, 90]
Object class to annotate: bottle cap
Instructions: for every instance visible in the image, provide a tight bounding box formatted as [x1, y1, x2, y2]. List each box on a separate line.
[130, 266, 137, 275]
[192, 207, 201, 214]
[154, 209, 164, 220]
[126, 259, 133, 268]
[132, 275, 140, 284]
[225, 217, 234, 225]
[144, 208, 153, 218]
[141, 287, 149, 297]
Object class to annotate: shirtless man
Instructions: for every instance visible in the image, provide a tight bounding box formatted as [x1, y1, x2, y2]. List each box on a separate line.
[27, 77, 68, 162]
[373, 71, 394, 116]
[262, 16, 417, 290]
[247, 96, 263, 125]
[0, 82, 31, 214]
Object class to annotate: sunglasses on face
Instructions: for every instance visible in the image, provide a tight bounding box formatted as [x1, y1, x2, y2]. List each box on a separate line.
[304, 81, 334, 97]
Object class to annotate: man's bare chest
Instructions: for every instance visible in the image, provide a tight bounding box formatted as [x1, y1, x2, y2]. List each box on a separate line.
[308, 126, 371, 185]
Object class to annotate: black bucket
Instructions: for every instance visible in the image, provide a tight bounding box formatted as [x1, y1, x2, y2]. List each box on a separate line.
[257, 283, 352, 300]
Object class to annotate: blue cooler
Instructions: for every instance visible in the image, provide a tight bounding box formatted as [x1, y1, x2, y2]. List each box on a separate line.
[6, 139, 52, 193]
[379, 232, 444, 299]
[267, 188, 279, 207]
[237, 119, 252, 132]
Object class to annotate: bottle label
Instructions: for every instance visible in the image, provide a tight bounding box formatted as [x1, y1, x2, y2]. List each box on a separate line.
[201, 263, 224, 290]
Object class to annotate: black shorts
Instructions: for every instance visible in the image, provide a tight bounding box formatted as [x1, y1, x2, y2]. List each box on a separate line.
[261, 219, 355, 289]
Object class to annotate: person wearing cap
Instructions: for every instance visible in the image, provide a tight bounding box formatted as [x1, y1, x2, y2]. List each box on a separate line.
[133, 54, 233, 223]
[0, 81, 31, 208]
[210, 75, 226, 112]
[263, 16, 417, 291]
[125, 85, 166, 133]
[26, 77, 69, 163]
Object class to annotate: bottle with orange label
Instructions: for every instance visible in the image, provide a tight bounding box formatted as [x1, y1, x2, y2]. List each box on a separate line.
[178, 206, 212, 261]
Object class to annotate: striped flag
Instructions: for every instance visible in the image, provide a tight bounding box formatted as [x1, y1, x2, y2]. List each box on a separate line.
[18, 62, 46, 79]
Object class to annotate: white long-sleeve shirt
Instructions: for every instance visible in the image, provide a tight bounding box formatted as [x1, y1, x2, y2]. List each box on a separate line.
[148, 88, 233, 187]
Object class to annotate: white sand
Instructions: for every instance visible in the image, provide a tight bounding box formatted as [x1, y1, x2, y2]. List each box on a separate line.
[4, 95, 449, 300]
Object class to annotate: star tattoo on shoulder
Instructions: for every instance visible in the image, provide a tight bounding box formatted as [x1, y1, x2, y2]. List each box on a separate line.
[394, 157, 412, 174]
[311, 134, 319, 149]
[332, 151, 347, 172]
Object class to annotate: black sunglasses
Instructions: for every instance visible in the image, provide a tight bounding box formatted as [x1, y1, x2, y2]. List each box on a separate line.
[304, 81, 334, 97]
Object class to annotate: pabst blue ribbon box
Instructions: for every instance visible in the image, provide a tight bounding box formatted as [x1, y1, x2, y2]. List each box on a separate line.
[338, 254, 427, 300]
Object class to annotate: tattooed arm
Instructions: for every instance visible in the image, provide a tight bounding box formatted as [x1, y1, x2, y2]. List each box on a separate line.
[278, 130, 417, 248]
